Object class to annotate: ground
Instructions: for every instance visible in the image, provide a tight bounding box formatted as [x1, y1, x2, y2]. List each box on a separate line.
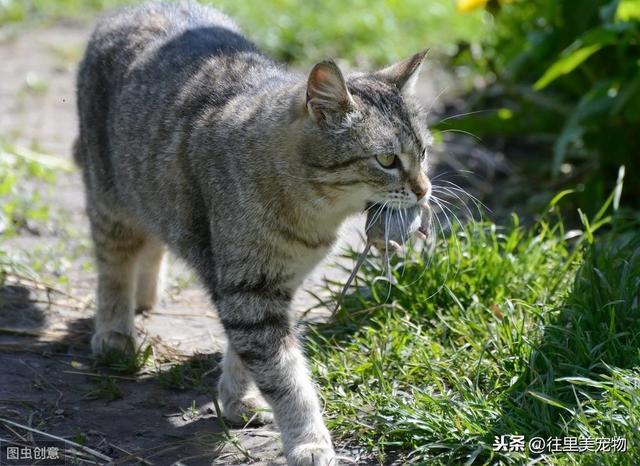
[0, 21, 491, 466]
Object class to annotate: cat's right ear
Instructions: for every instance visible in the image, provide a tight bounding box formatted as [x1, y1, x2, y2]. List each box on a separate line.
[306, 60, 354, 124]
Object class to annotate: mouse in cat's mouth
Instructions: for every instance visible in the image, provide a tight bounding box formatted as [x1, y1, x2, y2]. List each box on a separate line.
[365, 202, 431, 252]
[332, 202, 431, 316]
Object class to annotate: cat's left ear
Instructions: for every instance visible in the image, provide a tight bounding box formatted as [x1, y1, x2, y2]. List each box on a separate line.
[306, 60, 354, 123]
[374, 50, 428, 96]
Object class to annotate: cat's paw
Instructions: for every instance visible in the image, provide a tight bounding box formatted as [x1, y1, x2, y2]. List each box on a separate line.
[135, 284, 160, 313]
[220, 395, 274, 426]
[91, 329, 136, 354]
[287, 443, 338, 466]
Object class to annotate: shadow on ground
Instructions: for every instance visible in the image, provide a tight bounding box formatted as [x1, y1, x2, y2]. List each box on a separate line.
[0, 283, 283, 465]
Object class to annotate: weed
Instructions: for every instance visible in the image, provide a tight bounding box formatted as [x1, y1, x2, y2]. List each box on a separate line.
[158, 355, 218, 391]
[94, 342, 153, 375]
[72, 430, 88, 446]
[83, 376, 123, 402]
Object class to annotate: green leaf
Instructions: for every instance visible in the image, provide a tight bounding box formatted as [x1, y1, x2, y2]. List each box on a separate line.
[533, 27, 620, 91]
[552, 81, 619, 173]
[527, 390, 576, 414]
[548, 189, 576, 209]
[617, 0, 640, 22]
[534, 44, 602, 90]
[553, 122, 585, 174]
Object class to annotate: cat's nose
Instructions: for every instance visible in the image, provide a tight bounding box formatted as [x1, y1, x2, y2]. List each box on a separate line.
[410, 173, 431, 201]
[413, 186, 428, 200]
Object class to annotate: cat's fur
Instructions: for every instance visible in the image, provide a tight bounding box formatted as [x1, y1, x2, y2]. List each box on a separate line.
[75, 2, 431, 464]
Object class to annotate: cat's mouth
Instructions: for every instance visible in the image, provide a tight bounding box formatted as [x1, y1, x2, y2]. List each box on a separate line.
[374, 199, 422, 210]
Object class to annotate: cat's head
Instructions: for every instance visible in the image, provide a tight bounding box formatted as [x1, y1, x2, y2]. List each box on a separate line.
[300, 51, 431, 214]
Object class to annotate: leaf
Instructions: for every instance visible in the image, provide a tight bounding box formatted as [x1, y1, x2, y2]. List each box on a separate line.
[617, 0, 640, 22]
[527, 390, 575, 414]
[533, 26, 620, 91]
[556, 376, 606, 388]
[553, 122, 585, 174]
[552, 81, 618, 173]
[534, 44, 602, 90]
[548, 189, 576, 209]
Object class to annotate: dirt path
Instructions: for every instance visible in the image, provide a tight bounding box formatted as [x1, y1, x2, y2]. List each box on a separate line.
[0, 19, 492, 465]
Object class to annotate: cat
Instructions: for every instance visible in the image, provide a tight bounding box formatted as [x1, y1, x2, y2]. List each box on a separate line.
[74, 2, 431, 465]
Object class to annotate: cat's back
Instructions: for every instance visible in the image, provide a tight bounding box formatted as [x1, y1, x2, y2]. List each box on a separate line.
[80, 1, 256, 87]
[75, 1, 284, 252]
[75, 1, 272, 190]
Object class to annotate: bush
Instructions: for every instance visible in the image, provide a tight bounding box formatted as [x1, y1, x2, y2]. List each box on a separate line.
[445, 0, 640, 213]
[0, 0, 487, 66]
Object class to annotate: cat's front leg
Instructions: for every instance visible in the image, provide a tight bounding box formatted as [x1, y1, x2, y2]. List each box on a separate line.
[217, 292, 336, 466]
[217, 345, 274, 425]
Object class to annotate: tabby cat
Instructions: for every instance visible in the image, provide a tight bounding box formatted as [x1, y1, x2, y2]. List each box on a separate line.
[75, 2, 431, 464]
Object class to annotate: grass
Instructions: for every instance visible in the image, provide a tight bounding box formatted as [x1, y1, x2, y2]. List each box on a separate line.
[0, 0, 487, 65]
[83, 376, 124, 401]
[0, 142, 88, 287]
[94, 342, 154, 374]
[307, 199, 639, 464]
[0, 143, 59, 238]
[158, 353, 219, 391]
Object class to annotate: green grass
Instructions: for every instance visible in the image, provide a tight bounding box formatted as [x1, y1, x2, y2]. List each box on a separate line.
[83, 376, 124, 401]
[158, 354, 218, 391]
[0, 143, 60, 238]
[94, 342, 153, 374]
[308, 206, 640, 464]
[0, 143, 85, 286]
[0, 0, 487, 65]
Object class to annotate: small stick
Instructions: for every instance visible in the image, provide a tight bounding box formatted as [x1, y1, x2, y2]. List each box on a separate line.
[108, 442, 154, 465]
[62, 370, 138, 381]
[2, 424, 28, 442]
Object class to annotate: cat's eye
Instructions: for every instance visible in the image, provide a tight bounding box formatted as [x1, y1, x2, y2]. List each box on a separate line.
[375, 154, 398, 169]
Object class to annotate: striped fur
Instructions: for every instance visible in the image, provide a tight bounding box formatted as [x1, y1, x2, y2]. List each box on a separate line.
[75, 2, 431, 465]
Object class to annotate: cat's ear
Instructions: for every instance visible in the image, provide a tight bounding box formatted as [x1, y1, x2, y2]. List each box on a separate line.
[306, 60, 354, 123]
[375, 50, 428, 96]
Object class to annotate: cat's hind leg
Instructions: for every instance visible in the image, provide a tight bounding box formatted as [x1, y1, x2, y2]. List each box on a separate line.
[135, 237, 167, 313]
[90, 206, 146, 354]
[218, 345, 274, 425]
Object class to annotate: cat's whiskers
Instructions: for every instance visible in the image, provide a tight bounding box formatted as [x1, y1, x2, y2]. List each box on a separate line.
[431, 196, 465, 235]
[431, 187, 476, 221]
[437, 109, 494, 123]
[365, 201, 390, 234]
[436, 179, 491, 214]
[402, 199, 451, 290]
[398, 207, 409, 278]
[382, 205, 394, 302]
[438, 128, 482, 143]
[425, 85, 450, 119]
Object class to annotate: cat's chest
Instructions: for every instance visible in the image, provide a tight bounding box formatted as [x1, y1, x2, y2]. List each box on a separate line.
[282, 245, 333, 290]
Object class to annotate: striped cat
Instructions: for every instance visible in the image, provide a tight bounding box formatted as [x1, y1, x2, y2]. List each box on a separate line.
[75, 2, 431, 465]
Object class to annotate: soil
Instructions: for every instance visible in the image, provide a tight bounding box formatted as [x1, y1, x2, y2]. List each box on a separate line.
[0, 19, 497, 466]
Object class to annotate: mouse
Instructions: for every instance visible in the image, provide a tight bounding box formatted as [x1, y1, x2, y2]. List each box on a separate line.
[365, 203, 429, 251]
[332, 203, 431, 316]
